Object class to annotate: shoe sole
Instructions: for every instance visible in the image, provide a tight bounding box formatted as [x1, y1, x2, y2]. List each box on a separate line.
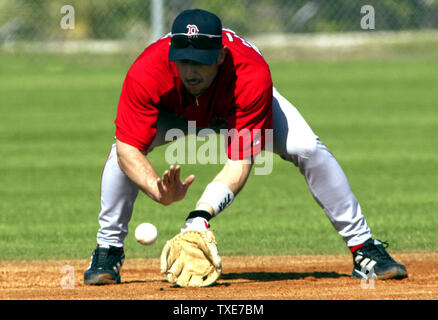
[352, 267, 408, 280]
[84, 273, 121, 285]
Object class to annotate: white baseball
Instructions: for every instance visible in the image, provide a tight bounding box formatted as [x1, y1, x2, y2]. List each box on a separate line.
[135, 223, 158, 246]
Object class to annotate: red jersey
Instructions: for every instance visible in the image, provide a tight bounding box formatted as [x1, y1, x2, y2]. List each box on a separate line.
[115, 29, 273, 160]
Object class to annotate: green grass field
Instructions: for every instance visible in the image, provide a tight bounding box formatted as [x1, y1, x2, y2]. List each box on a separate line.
[1, 49, 437, 261]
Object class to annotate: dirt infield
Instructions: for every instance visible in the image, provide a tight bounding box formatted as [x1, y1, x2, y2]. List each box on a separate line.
[1, 252, 437, 300]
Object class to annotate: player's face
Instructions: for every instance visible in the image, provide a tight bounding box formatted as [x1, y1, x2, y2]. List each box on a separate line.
[175, 48, 226, 97]
[176, 60, 219, 96]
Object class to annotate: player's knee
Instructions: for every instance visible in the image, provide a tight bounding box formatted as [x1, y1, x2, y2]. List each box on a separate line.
[286, 136, 318, 160]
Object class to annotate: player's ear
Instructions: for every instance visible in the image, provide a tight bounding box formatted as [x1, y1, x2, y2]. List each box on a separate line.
[217, 46, 227, 65]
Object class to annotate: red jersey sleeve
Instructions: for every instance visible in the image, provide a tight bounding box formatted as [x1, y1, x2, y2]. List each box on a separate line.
[226, 87, 273, 160]
[115, 74, 159, 151]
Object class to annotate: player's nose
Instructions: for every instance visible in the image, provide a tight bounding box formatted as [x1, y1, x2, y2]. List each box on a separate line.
[182, 65, 199, 79]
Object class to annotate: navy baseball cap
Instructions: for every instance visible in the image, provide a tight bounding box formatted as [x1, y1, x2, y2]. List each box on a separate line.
[169, 9, 223, 65]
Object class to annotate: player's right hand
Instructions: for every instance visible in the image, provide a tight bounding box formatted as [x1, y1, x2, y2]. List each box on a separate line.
[156, 165, 195, 206]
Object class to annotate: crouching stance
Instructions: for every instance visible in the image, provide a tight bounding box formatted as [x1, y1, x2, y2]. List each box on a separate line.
[84, 9, 407, 286]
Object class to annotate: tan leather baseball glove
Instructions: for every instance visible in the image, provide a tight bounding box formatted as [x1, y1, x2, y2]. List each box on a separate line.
[160, 229, 222, 287]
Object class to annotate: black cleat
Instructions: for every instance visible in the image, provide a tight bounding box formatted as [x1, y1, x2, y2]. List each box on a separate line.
[84, 245, 125, 285]
[352, 239, 408, 280]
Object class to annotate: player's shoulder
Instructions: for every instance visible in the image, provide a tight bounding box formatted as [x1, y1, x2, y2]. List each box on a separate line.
[222, 28, 266, 59]
[222, 28, 271, 77]
[221, 29, 272, 96]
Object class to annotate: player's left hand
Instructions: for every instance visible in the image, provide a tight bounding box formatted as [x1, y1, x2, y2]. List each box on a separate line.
[160, 229, 222, 287]
[156, 165, 195, 206]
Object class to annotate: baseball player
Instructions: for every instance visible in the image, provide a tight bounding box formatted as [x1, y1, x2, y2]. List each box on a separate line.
[84, 9, 407, 286]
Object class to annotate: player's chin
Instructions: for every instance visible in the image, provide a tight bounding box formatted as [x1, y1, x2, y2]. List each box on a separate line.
[184, 83, 205, 96]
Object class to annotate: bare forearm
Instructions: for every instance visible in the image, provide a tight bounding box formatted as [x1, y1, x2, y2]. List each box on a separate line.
[196, 159, 252, 214]
[115, 139, 161, 202]
[213, 159, 252, 195]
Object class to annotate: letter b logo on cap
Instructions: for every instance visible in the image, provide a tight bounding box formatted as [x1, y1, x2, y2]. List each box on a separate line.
[186, 24, 199, 35]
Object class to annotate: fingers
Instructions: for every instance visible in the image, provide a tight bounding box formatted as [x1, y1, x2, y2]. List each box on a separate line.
[196, 230, 222, 270]
[183, 174, 196, 189]
[158, 166, 195, 202]
[162, 165, 178, 185]
[163, 169, 171, 185]
[200, 269, 221, 287]
[156, 177, 165, 194]
[163, 165, 194, 188]
[176, 268, 192, 287]
[166, 165, 175, 183]
[166, 164, 177, 183]
[160, 241, 172, 273]
[168, 258, 184, 283]
[174, 165, 181, 183]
